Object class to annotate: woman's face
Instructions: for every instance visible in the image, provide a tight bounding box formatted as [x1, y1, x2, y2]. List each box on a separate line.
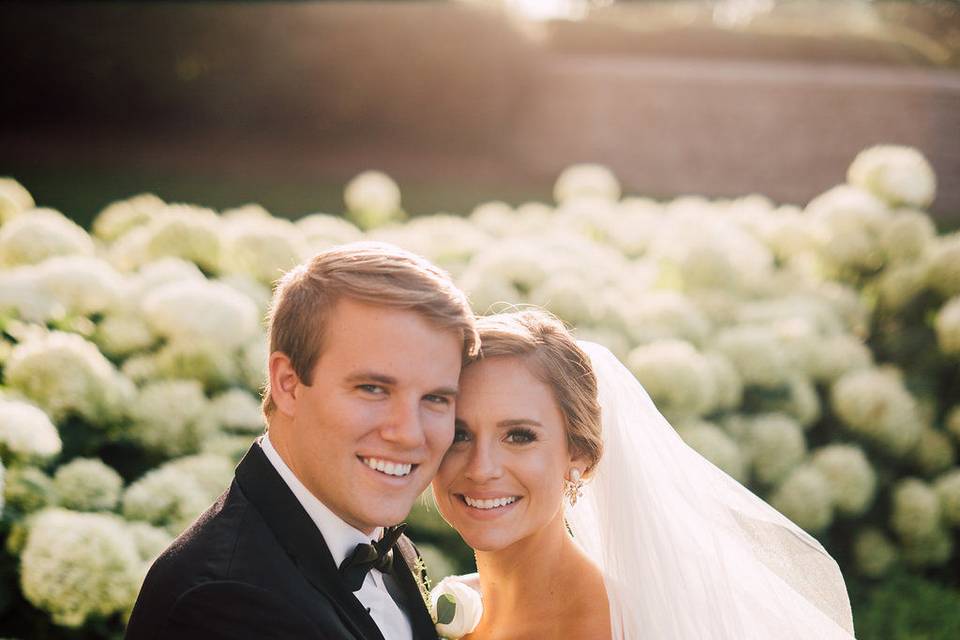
[432, 355, 576, 552]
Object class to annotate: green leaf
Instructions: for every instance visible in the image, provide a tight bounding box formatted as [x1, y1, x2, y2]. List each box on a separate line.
[437, 593, 457, 625]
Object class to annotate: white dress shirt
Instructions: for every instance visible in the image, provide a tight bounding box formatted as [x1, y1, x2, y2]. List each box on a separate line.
[259, 434, 414, 640]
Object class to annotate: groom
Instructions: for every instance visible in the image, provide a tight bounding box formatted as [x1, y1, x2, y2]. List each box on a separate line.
[126, 242, 478, 640]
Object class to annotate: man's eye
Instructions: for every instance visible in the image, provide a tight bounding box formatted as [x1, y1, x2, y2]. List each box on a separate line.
[424, 394, 451, 406]
[358, 384, 385, 395]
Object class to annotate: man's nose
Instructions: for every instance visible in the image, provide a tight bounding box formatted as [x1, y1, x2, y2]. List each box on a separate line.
[379, 398, 427, 449]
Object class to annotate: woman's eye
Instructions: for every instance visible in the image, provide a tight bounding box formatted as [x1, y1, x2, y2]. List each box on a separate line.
[452, 429, 470, 443]
[505, 428, 536, 444]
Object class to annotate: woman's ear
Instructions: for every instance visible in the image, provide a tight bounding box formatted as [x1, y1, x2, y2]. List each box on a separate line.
[268, 351, 301, 417]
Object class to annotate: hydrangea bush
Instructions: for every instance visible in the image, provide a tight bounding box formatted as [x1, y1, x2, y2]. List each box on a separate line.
[0, 146, 958, 637]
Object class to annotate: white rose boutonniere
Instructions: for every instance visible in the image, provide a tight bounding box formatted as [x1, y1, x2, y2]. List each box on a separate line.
[429, 575, 483, 639]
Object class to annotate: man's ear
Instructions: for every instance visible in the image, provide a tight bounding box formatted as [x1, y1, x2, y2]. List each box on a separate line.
[268, 352, 301, 417]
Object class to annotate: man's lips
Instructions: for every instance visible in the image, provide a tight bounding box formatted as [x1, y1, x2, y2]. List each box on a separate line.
[359, 456, 417, 477]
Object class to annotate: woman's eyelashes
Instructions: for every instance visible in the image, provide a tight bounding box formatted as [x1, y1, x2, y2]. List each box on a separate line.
[451, 426, 538, 445]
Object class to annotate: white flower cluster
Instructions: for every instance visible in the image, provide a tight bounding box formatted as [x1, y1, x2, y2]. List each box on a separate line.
[4, 331, 134, 424]
[0, 208, 94, 267]
[810, 445, 876, 517]
[20, 508, 142, 627]
[0, 398, 62, 462]
[847, 145, 937, 209]
[0, 177, 35, 223]
[770, 465, 834, 533]
[830, 368, 921, 455]
[127, 380, 218, 456]
[52, 458, 123, 512]
[344, 171, 403, 230]
[3, 466, 56, 515]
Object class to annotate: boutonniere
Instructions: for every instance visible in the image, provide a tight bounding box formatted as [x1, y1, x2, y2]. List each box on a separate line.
[428, 576, 483, 640]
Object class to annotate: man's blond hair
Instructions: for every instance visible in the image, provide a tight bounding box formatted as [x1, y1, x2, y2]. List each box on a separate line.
[262, 241, 479, 417]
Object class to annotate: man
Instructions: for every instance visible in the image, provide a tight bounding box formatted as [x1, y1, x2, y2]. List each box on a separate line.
[126, 242, 479, 640]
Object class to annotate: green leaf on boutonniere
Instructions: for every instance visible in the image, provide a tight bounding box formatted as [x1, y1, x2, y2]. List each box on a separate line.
[437, 593, 457, 625]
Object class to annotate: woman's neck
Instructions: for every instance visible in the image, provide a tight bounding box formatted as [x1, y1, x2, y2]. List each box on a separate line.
[472, 511, 594, 633]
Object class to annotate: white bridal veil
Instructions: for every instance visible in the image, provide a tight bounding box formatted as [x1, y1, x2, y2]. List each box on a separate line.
[567, 342, 857, 640]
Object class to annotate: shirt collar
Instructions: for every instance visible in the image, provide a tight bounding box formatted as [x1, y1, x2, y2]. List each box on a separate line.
[259, 433, 381, 566]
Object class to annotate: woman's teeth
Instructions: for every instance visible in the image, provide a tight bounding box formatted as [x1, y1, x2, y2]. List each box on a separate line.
[464, 496, 519, 510]
[362, 457, 413, 477]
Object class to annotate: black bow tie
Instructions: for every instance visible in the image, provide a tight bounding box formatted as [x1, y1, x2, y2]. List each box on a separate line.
[339, 524, 407, 592]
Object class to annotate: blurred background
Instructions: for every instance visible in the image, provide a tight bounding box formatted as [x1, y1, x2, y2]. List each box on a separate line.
[2, 1, 960, 639]
[3, 0, 958, 225]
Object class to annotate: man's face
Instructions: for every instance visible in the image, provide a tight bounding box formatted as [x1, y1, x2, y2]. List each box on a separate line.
[274, 297, 463, 534]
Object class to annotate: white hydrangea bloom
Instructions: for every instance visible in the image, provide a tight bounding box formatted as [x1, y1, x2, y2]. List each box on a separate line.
[126, 521, 174, 563]
[831, 367, 921, 456]
[0, 266, 64, 323]
[743, 413, 806, 486]
[810, 445, 877, 516]
[703, 352, 743, 412]
[947, 406, 960, 444]
[925, 234, 960, 298]
[805, 185, 890, 272]
[216, 274, 272, 318]
[0, 398, 62, 462]
[468, 201, 516, 237]
[817, 281, 870, 337]
[53, 458, 123, 512]
[758, 205, 826, 262]
[142, 279, 260, 350]
[32, 255, 125, 317]
[553, 195, 619, 242]
[875, 261, 929, 313]
[123, 456, 231, 534]
[343, 171, 403, 230]
[769, 465, 834, 533]
[910, 428, 956, 476]
[620, 291, 711, 348]
[901, 525, 953, 569]
[3, 466, 56, 514]
[240, 337, 268, 392]
[112, 204, 222, 273]
[296, 212, 363, 248]
[154, 338, 242, 389]
[460, 240, 554, 300]
[93, 311, 156, 359]
[209, 389, 264, 434]
[879, 208, 936, 263]
[370, 215, 491, 275]
[128, 380, 217, 456]
[122, 466, 212, 533]
[604, 198, 663, 258]
[5, 331, 133, 424]
[676, 420, 747, 483]
[574, 327, 631, 362]
[712, 325, 791, 390]
[626, 340, 717, 419]
[852, 528, 897, 578]
[935, 296, 960, 356]
[201, 433, 256, 463]
[220, 216, 309, 285]
[121, 354, 160, 385]
[92, 193, 165, 242]
[933, 469, 960, 527]
[529, 273, 605, 327]
[889, 478, 941, 542]
[553, 164, 621, 205]
[0, 177, 35, 223]
[847, 145, 936, 209]
[508, 202, 554, 236]
[128, 257, 206, 296]
[807, 333, 873, 383]
[0, 208, 95, 267]
[20, 508, 141, 628]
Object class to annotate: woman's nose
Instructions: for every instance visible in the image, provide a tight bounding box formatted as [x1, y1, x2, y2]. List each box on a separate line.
[464, 440, 503, 483]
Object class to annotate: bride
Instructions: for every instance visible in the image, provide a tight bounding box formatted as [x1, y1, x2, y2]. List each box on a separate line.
[430, 308, 857, 639]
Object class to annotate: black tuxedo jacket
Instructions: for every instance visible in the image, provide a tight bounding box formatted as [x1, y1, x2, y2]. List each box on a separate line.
[125, 444, 439, 640]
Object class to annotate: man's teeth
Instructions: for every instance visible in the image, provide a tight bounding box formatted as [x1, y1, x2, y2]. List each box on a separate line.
[362, 457, 413, 477]
[464, 496, 519, 510]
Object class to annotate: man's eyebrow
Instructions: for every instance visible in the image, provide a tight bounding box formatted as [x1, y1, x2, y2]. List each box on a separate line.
[428, 386, 459, 397]
[344, 371, 397, 386]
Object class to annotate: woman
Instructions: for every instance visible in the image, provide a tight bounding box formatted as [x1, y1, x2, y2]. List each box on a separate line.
[431, 309, 857, 639]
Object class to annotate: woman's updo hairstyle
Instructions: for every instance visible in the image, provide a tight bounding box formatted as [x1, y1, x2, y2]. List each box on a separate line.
[470, 308, 603, 476]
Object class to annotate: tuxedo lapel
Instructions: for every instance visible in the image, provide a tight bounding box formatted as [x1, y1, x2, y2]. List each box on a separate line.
[393, 538, 440, 640]
[235, 444, 386, 640]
